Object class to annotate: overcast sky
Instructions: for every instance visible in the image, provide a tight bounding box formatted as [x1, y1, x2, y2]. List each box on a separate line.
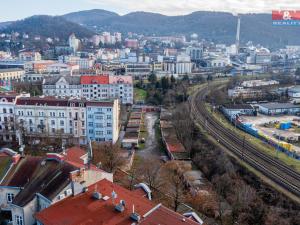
[1, 0, 299, 22]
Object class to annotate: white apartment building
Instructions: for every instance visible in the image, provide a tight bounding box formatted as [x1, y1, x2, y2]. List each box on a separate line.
[18, 51, 42, 62]
[69, 34, 80, 53]
[11, 96, 120, 145]
[15, 97, 87, 145]
[43, 76, 82, 98]
[0, 93, 30, 143]
[59, 56, 95, 70]
[43, 75, 133, 104]
[46, 63, 79, 75]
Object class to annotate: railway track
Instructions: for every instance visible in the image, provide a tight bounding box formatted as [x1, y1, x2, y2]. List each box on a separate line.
[190, 85, 300, 200]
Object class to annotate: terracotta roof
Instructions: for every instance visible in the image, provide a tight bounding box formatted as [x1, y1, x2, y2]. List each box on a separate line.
[80, 75, 109, 85]
[165, 139, 186, 153]
[62, 147, 101, 172]
[64, 147, 87, 166]
[35, 179, 199, 225]
[141, 205, 199, 225]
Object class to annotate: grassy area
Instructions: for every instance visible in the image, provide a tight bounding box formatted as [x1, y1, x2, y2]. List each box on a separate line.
[0, 157, 11, 180]
[206, 104, 300, 172]
[134, 88, 147, 102]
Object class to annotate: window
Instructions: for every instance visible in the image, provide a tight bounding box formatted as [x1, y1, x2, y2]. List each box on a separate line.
[6, 193, 14, 203]
[107, 115, 112, 120]
[107, 123, 112, 127]
[60, 120, 64, 126]
[107, 130, 112, 135]
[95, 115, 103, 120]
[15, 215, 23, 225]
[95, 131, 103, 136]
[95, 123, 103, 128]
[51, 120, 55, 125]
[88, 122, 93, 127]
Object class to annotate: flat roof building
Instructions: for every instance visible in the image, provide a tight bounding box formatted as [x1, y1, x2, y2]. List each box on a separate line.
[258, 103, 300, 115]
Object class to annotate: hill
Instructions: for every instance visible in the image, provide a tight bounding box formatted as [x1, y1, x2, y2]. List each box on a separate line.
[2, 15, 95, 40]
[63, 9, 119, 26]
[63, 10, 300, 48]
[0, 21, 12, 29]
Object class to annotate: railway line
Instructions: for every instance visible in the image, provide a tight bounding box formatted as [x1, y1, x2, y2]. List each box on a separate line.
[190, 85, 300, 200]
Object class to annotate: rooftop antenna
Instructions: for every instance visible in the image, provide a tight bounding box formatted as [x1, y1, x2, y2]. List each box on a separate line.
[62, 142, 66, 155]
[112, 190, 117, 205]
[235, 14, 241, 55]
[17, 130, 25, 157]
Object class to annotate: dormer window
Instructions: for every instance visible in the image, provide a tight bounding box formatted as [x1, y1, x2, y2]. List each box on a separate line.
[6, 193, 14, 203]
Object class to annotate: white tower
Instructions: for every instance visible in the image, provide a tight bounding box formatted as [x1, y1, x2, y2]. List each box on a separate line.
[235, 15, 241, 55]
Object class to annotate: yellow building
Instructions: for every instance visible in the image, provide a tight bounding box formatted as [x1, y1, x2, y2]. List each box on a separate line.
[0, 68, 25, 81]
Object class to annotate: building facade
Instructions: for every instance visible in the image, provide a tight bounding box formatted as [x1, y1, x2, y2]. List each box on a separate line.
[6, 96, 121, 145]
[0, 68, 25, 81]
[43, 75, 133, 104]
[86, 99, 120, 143]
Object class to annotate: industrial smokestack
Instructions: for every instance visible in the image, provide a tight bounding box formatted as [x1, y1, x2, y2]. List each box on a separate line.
[236, 15, 241, 55]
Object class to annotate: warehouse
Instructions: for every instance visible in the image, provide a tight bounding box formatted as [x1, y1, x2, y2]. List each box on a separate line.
[222, 104, 256, 118]
[258, 103, 300, 115]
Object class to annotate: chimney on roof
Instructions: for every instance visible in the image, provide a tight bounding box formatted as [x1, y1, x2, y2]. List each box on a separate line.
[115, 200, 125, 212]
[130, 204, 141, 222]
[92, 191, 102, 200]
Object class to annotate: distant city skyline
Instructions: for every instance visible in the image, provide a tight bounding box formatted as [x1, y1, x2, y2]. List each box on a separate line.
[1, 0, 300, 22]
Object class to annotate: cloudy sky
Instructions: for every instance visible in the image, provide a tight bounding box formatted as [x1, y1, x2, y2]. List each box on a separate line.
[0, 0, 299, 22]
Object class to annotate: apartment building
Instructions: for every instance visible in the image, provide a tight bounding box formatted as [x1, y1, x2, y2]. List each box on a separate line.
[43, 75, 133, 104]
[0, 68, 25, 81]
[0, 92, 30, 143]
[43, 76, 82, 98]
[13, 96, 119, 144]
[86, 99, 120, 143]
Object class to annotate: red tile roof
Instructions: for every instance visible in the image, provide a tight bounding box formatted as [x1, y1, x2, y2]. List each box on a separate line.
[35, 179, 199, 225]
[64, 147, 87, 165]
[141, 205, 199, 225]
[62, 147, 101, 172]
[165, 140, 186, 153]
[81, 75, 109, 85]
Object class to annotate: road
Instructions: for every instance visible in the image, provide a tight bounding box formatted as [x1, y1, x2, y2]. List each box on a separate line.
[190, 84, 300, 202]
[136, 113, 166, 159]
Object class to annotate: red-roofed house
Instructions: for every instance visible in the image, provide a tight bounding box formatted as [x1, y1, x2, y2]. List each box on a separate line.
[35, 179, 201, 225]
[0, 147, 112, 225]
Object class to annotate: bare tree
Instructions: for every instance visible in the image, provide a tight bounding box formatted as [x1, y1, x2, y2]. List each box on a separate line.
[92, 143, 125, 173]
[160, 161, 189, 212]
[172, 103, 194, 153]
[137, 157, 163, 190]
